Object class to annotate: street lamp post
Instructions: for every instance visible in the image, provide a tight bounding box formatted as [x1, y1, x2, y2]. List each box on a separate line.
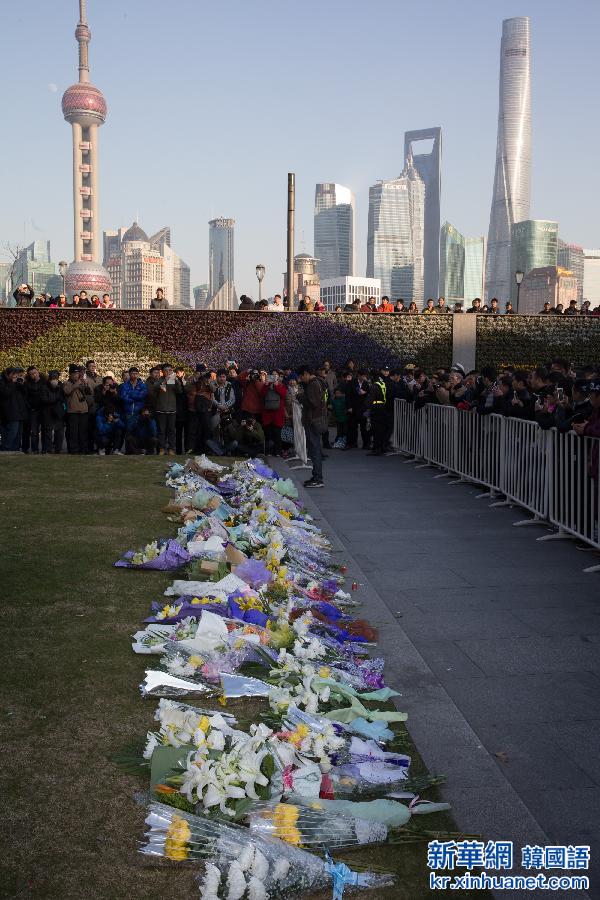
[515, 270, 524, 312]
[58, 261, 68, 296]
[255, 264, 265, 304]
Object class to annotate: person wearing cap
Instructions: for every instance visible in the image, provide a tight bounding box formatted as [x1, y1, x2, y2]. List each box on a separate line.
[22, 366, 45, 453]
[238, 295, 255, 311]
[0, 367, 28, 450]
[539, 301, 553, 315]
[554, 380, 592, 432]
[344, 369, 371, 450]
[41, 370, 65, 453]
[62, 364, 93, 453]
[563, 299, 579, 317]
[504, 301, 515, 314]
[367, 367, 388, 456]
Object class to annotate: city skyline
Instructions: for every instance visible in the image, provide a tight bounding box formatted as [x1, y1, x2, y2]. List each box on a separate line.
[0, 1, 598, 300]
[314, 183, 356, 281]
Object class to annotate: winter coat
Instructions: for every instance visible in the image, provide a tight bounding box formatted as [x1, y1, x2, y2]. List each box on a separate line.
[0, 377, 28, 422]
[259, 382, 287, 428]
[42, 382, 66, 424]
[84, 374, 103, 412]
[62, 378, 92, 414]
[148, 377, 183, 414]
[241, 379, 264, 417]
[119, 379, 148, 417]
[13, 285, 34, 307]
[24, 377, 46, 412]
[95, 410, 124, 436]
[127, 414, 158, 439]
[299, 377, 327, 427]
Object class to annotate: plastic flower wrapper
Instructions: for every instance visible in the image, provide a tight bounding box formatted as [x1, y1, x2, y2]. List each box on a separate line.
[248, 801, 388, 849]
[272, 478, 298, 500]
[140, 669, 216, 699]
[115, 539, 191, 570]
[141, 802, 393, 898]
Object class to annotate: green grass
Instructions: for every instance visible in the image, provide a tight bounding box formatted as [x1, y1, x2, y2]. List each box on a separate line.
[0, 456, 485, 899]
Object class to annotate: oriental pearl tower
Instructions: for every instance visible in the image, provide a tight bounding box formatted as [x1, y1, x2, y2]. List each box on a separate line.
[61, 0, 111, 297]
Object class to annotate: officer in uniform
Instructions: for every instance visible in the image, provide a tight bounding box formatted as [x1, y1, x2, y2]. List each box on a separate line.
[367, 366, 389, 456]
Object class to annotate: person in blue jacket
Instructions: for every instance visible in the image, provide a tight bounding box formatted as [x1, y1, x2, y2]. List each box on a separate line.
[95, 407, 124, 455]
[119, 367, 148, 422]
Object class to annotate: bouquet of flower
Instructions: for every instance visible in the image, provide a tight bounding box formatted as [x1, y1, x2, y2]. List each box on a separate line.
[140, 802, 394, 899]
[115, 538, 191, 570]
[248, 801, 388, 849]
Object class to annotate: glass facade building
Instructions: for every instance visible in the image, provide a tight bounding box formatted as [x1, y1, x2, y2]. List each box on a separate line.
[486, 17, 531, 302]
[367, 155, 425, 302]
[209, 218, 235, 301]
[320, 276, 381, 311]
[14, 241, 61, 297]
[439, 222, 465, 302]
[519, 266, 578, 315]
[404, 128, 442, 300]
[510, 220, 558, 306]
[557, 240, 584, 302]
[464, 237, 486, 303]
[314, 184, 355, 280]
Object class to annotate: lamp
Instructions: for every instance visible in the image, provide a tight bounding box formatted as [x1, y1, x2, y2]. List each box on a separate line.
[255, 264, 265, 303]
[515, 270, 524, 312]
[58, 261, 68, 296]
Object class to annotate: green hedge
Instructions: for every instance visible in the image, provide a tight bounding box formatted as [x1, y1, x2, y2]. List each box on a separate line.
[476, 316, 600, 369]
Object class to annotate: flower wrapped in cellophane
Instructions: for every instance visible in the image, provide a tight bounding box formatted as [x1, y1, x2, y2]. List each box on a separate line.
[247, 801, 387, 849]
[115, 538, 191, 570]
[140, 802, 393, 899]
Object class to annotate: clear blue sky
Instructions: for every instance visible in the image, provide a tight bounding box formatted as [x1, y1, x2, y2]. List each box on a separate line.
[1, 0, 598, 298]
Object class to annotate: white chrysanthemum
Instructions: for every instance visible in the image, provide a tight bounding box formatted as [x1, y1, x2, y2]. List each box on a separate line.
[272, 858, 290, 882]
[236, 844, 255, 872]
[248, 875, 269, 900]
[226, 860, 247, 900]
[251, 848, 269, 881]
[199, 862, 222, 899]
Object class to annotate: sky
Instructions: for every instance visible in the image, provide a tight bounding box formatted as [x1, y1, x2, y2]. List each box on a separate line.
[1, 0, 599, 299]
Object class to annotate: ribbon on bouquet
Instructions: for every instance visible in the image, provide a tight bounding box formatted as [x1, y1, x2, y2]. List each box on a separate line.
[325, 850, 360, 899]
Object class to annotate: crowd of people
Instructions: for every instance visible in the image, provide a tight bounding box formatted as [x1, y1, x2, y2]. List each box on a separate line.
[1, 353, 599, 489]
[9, 283, 599, 316]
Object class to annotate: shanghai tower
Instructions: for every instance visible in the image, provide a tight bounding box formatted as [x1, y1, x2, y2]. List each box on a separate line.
[485, 17, 531, 302]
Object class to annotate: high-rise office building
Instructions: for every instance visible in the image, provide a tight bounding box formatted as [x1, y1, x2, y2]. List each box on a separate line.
[557, 240, 584, 302]
[0, 263, 10, 304]
[62, 0, 111, 298]
[485, 17, 531, 302]
[193, 284, 210, 309]
[104, 221, 189, 308]
[439, 222, 465, 302]
[13, 241, 62, 298]
[510, 220, 558, 306]
[519, 266, 578, 315]
[404, 128, 442, 299]
[209, 218, 234, 300]
[367, 154, 425, 303]
[320, 276, 381, 312]
[464, 237, 487, 302]
[583, 249, 600, 304]
[314, 183, 356, 280]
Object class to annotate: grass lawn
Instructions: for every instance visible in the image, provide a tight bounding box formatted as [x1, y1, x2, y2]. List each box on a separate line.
[0, 456, 484, 899]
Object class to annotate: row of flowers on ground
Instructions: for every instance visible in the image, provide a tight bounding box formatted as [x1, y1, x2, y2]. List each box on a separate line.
[116, 455, 452, 897]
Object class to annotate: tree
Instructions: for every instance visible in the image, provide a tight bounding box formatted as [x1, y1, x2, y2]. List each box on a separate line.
[1, 242, 23, 306]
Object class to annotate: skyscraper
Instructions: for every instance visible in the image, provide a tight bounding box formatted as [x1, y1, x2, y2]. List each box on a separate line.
[13, 242, 62, 298]
[62, 0, 111, 298]
[404, 128, 442, 299]
[439, 222, 465, 302]
[557, 240, 584, 302]
[209, 218, 235, 301]
[367, 154, 425, 302]
[583, 249, 600, 304]
[485, 17, 531, 302]
[314, 183, 356, 280]
[510, 220, 558, 306]
[104, 221, 189, 308]
[464, 237, 487, 303]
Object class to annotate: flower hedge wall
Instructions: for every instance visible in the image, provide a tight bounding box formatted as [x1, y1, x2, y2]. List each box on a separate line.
[476, 316, 600, 369]
[0, 309, 453, 376]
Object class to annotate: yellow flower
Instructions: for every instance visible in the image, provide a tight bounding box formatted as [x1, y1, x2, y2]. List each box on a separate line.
[197, 715, 210, 732]
[164, 815, 191, 860]
[188, 655, 204, 669]
[296, 724, 310, 739]
[218, 695, 228, 707]
[318, 666, 331, 679]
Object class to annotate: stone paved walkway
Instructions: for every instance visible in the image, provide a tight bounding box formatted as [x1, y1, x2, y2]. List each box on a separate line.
[281, 450, 600, 898]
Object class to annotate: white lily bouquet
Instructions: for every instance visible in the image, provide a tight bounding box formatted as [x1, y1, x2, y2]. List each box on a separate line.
[141, 802, 393, 899]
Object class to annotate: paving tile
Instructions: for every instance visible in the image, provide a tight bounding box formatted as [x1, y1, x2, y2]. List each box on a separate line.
[455, 634, 600, 675]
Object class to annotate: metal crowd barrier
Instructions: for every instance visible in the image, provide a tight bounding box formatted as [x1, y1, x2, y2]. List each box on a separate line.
[392, 399, 600, 569]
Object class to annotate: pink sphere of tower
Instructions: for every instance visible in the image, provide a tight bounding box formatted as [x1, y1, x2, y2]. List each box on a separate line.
[62, 82, 107, 126]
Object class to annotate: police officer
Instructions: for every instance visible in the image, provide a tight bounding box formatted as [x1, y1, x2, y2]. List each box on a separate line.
[367, 366, 389, 456]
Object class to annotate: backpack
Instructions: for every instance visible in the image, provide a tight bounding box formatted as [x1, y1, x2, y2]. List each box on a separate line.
[263, 386, 281, 411]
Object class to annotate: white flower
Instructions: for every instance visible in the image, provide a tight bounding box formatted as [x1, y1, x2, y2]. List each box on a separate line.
[236, 844, 255, 872]
[202, 775, 247, 816]
[236, 749, 270, 800]
[199, 863, 222, 900]
[226, 860, 247, 900]
[207, 730, 226, 751]
[143, 732, 159, 760]
[272, 858, 290, 882]
[251, 848, 269, 881]
[248, 875, 269, 900]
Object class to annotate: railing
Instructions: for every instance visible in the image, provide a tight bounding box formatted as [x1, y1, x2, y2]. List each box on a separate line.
[392, 399, 600, 571]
